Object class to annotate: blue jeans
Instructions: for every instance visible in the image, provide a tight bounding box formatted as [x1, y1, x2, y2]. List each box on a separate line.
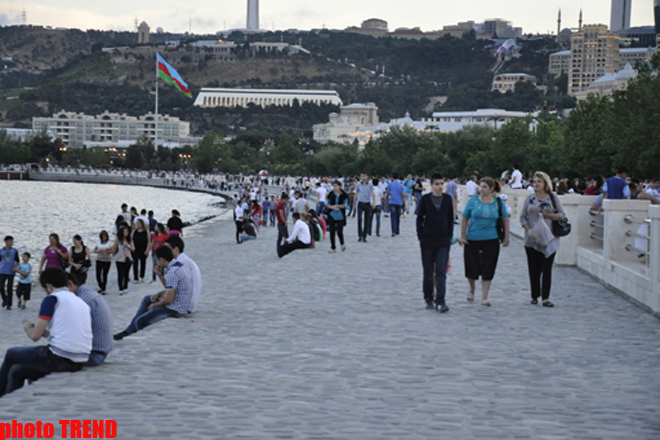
[239, 233, 256, 242]
[123, 295, 181, 336]
[316, 201, 326, 216]
[369, 206, 381, 236]
[357, 202, 372, 240]
[0, 346, 85, 397]
[390, 205, 402, 234]
[269, 210, 276, 226]
[86, 351, 107, 367]
[420, 242, 450, 305]
[276, 225, 289, 254]
[151, 250, 157, 281]
[405, 193, 413, 214]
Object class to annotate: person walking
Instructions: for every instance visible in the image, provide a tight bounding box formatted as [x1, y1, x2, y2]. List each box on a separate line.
[93, 231, 113, 294]
[369, 178, 384, 237]
[68, 235, 92, 286]
[275, 193, 290, 255]
[0, 236, 19, 310]
[417, 174, 454, 313]
[150, 223, 169, 283]
[326, 180, 349, 253]
[353, 172, 374, 243]
[457, 177, 510, 306]
[386, 173, 407, 237]
[131, 219, 151, 283]
[112, 226, 134, 295]
[520, 171, 566, 307]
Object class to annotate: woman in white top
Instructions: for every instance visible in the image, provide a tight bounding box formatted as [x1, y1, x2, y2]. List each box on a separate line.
[93, 230, 113, 295]
[112, 226, 134, 295]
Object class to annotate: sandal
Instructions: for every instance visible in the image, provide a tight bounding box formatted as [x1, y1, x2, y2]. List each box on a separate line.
[481, 300, 491, 307]
[542, 300, 554, 307]
[328, 249, 336, 253]
[467, 292, 475, 303]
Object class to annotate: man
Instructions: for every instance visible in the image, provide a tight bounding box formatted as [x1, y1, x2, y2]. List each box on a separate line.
[603, 166, 630, 200]
[119, 203, 131, 225]
[163, 235, 202, 313]
[508, 164, 523, 189]
[278, 212, 311, 258]
[386, 173, 407, 237]
[353, 172, 375, 242]
[235, 198, 245, 244]
[638, 179, 660, 204]
[147, 210, 158, 233]
[294, 191, 309, 214]
[315, 182, 328, 216]
[276, 193, 290, 255]
[133, 209, 150, 230]
[114, 246, 193, 341]
[445, 176, 459, 224]
[417, 174, 454, 313]
[0, 268, 91, 397]
[67, 273, 113, 367]
[0, 235, 19, 310]
[402, 174, 415, 215]
[466, 175, 479, 197]
[369, 178, 384, 237]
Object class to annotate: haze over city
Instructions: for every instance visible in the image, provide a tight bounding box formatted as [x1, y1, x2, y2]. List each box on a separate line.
[0, 0, 654, 35]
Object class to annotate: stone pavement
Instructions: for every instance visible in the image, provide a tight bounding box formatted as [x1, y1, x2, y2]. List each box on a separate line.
[1, 212, 659, 439]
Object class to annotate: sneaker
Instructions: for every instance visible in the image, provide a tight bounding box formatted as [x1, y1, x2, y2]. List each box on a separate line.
[391, 233, 396, 237]
[21, 304, 26, 309]
[436, 304, 449, 313]
[113, 331, 129, 341]
[425, 302, 434, 310]
[132, 280, 139, 284]
[481, 300, 491, 307]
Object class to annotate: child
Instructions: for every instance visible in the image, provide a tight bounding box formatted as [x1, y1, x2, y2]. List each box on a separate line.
[15, 252, 32, 309]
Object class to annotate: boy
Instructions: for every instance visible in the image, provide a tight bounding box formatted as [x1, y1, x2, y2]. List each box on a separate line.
[15, 252, 32, 309]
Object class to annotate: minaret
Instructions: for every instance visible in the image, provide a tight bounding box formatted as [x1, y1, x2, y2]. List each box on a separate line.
[557, 9, 561, 36]
[579, 9, 583, 32]
[247, 0, 259, 30]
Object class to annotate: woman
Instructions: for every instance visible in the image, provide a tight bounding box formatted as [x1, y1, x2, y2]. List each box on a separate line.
[326, 180, 349, 253]
[93, 230, 113, 294]
[111, 214, 129, 237]
[68, 234, 92, 285]
[167, 209, 184, 236]
[38, 233, 68, 274]
[131, 218, 151, 283]
[520, 171, 566, 307]
[250, 201, 262, 232]
[416, 173, 454, 312]
[112, 226, 134, 295]
[151, 223, 169, 283]
[457, 177, 510, 306]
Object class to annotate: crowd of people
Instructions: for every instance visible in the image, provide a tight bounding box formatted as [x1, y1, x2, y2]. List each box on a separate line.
[0, 203, 201, 398]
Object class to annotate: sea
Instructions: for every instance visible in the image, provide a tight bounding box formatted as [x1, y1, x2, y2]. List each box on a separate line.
[0, 181, 228, 258]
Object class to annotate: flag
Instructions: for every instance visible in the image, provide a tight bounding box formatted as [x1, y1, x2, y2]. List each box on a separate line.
[157, 54, 192, 98]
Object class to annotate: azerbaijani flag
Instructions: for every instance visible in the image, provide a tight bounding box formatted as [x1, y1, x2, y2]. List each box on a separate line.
[157, 54, 192, 98]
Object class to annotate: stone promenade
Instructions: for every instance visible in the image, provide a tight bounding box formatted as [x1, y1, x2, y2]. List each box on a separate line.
[1, 213, 659, 439]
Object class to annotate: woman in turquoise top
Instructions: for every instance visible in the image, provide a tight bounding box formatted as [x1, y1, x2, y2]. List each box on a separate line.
[457, 177, 510, 306]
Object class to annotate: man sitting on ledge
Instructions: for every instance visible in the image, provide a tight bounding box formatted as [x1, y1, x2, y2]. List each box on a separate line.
[114, 246, 192, 341]
[0, 267, 91, 397]
[278, 212, 311, 258]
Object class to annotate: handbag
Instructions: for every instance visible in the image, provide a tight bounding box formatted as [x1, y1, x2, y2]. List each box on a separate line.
[496, 197, 505, 242]
[549, 193, 571, 237]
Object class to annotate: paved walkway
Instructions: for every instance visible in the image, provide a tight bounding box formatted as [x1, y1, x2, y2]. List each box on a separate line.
[1, 213, 659, 439]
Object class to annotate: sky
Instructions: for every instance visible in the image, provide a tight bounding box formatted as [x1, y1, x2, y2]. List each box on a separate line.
[0, 0, 654, 35]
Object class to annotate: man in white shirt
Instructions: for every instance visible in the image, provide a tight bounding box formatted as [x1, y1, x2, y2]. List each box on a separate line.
[277, 212, 311, 258]
[508, 164, 523, 189]
[466, 175, 479, 197]
[315, 183, 328, 216]
[639, 179, 660, 204]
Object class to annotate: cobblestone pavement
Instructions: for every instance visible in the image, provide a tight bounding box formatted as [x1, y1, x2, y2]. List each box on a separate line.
[1, 213, 659, 439]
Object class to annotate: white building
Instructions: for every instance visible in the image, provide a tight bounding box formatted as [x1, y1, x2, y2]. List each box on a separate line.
[549, 50, 571, 76]
[573, 63, 637, 101]
[313, 103, 379, 144]
[32, 111, 190, 149]
[610, 0, 631, 32]
[194, 88, 342, 108]
[491, 73, 537, 93]
[247, 0, 259, 30]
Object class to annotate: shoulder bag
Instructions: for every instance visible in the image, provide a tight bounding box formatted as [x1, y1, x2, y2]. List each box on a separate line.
[549, 193, 571, 237]
[496, 197, 505, 242]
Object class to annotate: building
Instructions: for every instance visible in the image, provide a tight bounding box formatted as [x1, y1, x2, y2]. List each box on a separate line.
[313, 103, 379, 144]
[491, 73, 537, 93]
[32, 111, 190, 149]
[568, 24, 620, 96]
[483, 19, 522, 39]
[549, 50, 571, 76]
[247, 0, 259, 30]
[656, 0, 660, 34]
[1, 128, 54, 142]
[610, 0, 632, 32]
[617, 26, 658, 46]
[345, 18, 389, 38]
[191, 40, 237, 54]
[194, 88, 342, 108]
[619, 47, 654, 68]
[573, 63, 637, 101]
[138, 21, 150, 44]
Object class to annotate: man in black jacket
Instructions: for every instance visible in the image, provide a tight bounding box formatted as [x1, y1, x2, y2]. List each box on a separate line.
[416, 174, 454, 313]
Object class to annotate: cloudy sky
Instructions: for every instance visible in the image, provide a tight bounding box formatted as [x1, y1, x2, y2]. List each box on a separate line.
[0, 0, 653, 35]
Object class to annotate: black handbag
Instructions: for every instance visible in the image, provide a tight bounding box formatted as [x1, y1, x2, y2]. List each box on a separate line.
[496, 197, 505, 242]
[549, 193, 571, 237]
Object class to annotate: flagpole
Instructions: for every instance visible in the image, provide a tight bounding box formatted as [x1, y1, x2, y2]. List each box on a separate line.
[154, 53, 159, 150]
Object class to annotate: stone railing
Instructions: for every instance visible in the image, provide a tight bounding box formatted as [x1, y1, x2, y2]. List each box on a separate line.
[456, 185, 660, 316]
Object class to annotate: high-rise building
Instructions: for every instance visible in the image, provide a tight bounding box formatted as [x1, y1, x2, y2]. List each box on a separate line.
[247, 0, 259, 30]
[655, 0, 660, 34]
[610, 0, 632, 32]
[568, 24, 620, 96]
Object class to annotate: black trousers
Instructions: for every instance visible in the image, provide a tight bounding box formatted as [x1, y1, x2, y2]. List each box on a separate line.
[357, 202, 372, 240]
[116, 261, 132, 291]
[96, 260, 111, 291]
[235, 220, 243, 243]
[278, 240, 308, 258]
[327, 218, 345, 250]
[525, 247, 556, 301]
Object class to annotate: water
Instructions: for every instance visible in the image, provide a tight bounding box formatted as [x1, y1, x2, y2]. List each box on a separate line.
[0, 181, 228, 258]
